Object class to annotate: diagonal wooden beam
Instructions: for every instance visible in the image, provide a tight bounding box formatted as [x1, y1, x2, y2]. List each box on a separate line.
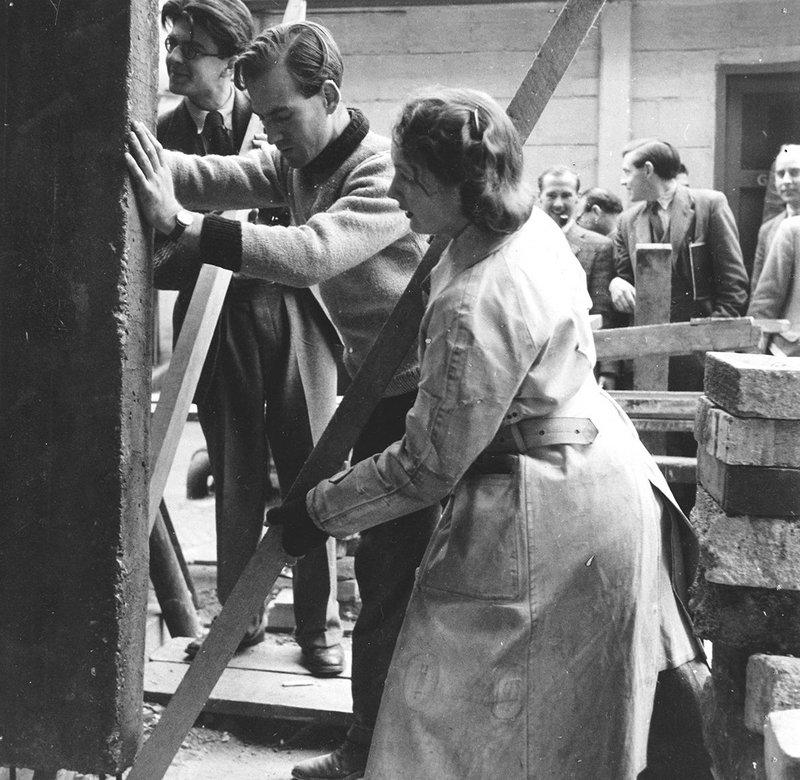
[127, 2, 605, 777]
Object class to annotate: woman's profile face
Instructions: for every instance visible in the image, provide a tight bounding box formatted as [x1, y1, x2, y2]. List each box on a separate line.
[388, 143, 470, 237]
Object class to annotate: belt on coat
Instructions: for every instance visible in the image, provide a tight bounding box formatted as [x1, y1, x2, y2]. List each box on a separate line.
[468, 416, 598, 475]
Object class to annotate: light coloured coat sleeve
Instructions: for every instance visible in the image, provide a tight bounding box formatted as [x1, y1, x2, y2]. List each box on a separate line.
[308, 244, 539, 537]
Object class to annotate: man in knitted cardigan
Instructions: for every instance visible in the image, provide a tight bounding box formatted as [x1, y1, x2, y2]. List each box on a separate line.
[127, 21, 437, 780]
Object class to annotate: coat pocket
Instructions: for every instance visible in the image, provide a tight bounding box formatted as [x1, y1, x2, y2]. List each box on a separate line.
[418, 470, 522, 601]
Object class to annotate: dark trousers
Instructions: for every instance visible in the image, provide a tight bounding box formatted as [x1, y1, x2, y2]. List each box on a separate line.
[181, 283, 341, 647]
[346, 391, 439, 746]
[639, 658, 714, 780]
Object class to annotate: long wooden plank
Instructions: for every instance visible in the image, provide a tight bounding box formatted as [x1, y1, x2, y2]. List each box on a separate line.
[609, 390, 701, 419]
[127, 3, 606, 777]
[144, 662, 351, 723]
[505, 0, 606, 139]
[148, 265, 232, 529]
[595, 317, 762, 361]
[149, 637, 352, 677]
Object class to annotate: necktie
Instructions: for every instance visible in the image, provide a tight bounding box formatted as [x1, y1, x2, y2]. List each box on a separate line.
[204, 110, 234, 155]
[648, 202, 666, 243]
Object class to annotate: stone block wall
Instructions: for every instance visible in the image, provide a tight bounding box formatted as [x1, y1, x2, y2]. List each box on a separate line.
[692, 353, 800, 779]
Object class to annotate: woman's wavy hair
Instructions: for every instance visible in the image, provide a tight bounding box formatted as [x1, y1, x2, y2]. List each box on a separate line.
[393, 88, 532, 234]
[235, 21, 343, 97]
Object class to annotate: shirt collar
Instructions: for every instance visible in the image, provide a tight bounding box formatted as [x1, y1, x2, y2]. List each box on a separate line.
[184, 86, 235, 135]
[656, 181, 679, 212]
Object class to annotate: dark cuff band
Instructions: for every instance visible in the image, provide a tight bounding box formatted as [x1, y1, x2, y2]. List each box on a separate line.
[200, 215, 243, 272]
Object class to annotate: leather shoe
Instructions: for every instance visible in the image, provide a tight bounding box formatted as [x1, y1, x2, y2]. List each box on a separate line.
[292, 740, 368, 780]
[300, 644, 345, 677]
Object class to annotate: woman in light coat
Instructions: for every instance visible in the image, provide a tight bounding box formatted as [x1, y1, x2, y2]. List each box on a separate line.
[265, 88, 703, 779]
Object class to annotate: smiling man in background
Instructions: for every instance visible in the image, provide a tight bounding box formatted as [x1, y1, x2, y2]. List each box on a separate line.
[751, 144, 800, 293]
[537, 166, 620, 388]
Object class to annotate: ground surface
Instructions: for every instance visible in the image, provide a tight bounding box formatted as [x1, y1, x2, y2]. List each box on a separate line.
[146, 421, 352, 780]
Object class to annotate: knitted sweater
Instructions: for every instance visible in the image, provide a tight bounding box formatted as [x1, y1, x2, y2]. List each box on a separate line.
[165, 111, 425, 396]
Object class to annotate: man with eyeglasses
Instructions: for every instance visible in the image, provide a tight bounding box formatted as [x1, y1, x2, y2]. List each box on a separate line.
[157, 0, 345, 678]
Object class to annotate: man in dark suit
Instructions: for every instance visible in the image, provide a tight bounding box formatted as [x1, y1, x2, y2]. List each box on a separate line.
[537, 166, 621, 388]
[157, 0, 344, 676]
[610, 138, 749, 393]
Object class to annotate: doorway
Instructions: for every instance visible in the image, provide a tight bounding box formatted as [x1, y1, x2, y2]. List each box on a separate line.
[717, 66, 800, 277]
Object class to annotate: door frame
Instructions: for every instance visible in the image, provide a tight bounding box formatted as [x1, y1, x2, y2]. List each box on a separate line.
[715, 61, 800, 198]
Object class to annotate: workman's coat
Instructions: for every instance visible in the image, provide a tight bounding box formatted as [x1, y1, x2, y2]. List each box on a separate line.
[309, 209, 700, 779]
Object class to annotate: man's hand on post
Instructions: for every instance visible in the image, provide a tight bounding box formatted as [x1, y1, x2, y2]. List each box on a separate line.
[125, 121, 184, 235]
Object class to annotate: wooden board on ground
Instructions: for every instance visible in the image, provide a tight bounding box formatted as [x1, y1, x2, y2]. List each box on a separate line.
[145, 638, 351, 724]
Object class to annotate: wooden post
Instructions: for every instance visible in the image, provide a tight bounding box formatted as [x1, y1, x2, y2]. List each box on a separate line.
[632, 243, 672, 452]
[633, 243, 673, 389]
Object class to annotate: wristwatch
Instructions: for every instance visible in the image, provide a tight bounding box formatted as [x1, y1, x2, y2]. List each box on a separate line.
[166, 209, 194, 241]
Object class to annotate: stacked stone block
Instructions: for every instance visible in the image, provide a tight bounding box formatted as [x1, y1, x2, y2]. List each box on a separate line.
[691, 353, 800, 779]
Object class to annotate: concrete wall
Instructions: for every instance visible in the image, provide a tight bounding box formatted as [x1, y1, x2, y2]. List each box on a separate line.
[629, 0, 800, 191]
[0, 0, 156, 773]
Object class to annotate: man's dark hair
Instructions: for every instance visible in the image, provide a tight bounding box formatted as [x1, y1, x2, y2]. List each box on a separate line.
[581, 186, 623, 216]
[161, 0, 255, 57]
[623, 138, 682, 180]
[537, 165, 580, 193]
[236, 21, 344, 97]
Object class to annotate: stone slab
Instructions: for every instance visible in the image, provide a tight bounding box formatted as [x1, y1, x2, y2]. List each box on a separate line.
[697, 448, 800, 518]
[746, 655, 800, 734]
[704, 352, 800, 419]
[692, 486, 800, 590]
[765, 709, 800, 780]
[695, 395, 800, 467]
[692, 575, 800, 654]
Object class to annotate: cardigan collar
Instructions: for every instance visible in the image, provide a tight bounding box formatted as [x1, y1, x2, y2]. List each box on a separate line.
[302, 108, 369, 180]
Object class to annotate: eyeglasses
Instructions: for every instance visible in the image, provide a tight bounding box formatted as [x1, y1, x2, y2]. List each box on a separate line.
[164, 35, 221, 61]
